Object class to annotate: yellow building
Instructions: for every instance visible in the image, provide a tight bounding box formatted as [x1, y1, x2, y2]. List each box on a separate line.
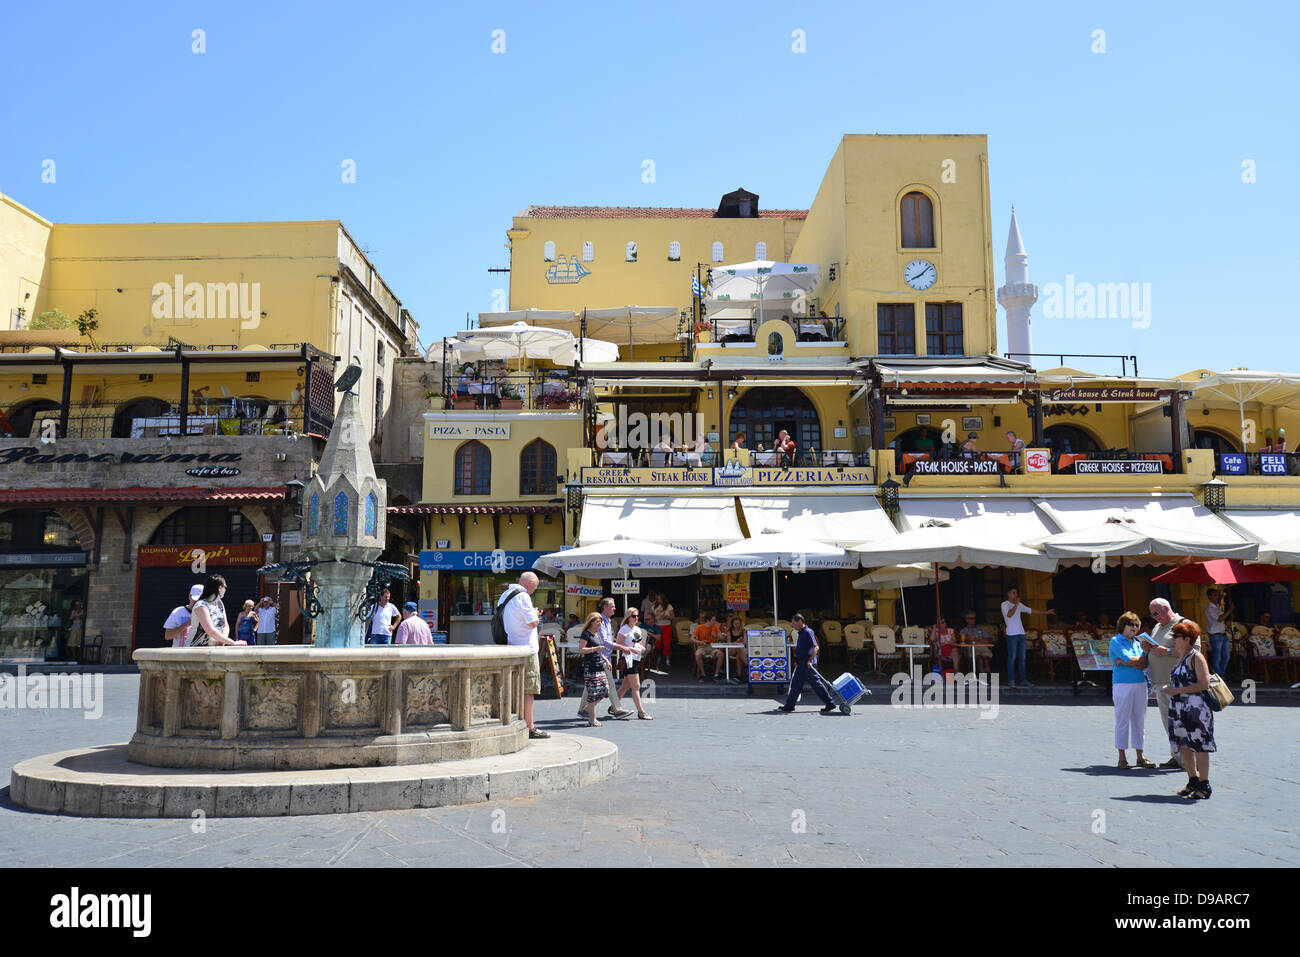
[0, 192, 420, 660]
[413, 134, 1300, 683]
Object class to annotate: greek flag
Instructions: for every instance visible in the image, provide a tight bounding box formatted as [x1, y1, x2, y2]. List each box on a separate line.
[692, 275, 705, 299]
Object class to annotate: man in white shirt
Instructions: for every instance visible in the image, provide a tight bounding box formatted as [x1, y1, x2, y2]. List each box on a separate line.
[500, 571, 548, 739]
[164, 584, 204, 647]
[1143, 598, 1197, 769]
[254, 596, 278, 645]
[1001, 586, 1055, 688]
[1204, 588, 1231, 679]
[367, 587, 400, 645]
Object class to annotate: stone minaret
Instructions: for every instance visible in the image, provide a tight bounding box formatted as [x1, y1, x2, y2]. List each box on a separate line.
[997, 207, 1038, 361]
[301, 389, 387, 648]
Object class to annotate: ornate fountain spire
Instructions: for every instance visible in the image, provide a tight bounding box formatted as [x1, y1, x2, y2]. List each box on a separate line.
[997, 206, 1039, 362]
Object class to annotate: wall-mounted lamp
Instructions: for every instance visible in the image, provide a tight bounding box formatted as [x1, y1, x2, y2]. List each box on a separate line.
[472, 516, 478, 526]
[283, 477, 305, 517]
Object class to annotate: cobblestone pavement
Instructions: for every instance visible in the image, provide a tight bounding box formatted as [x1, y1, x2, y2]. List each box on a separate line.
[1, 675, 1295, 867]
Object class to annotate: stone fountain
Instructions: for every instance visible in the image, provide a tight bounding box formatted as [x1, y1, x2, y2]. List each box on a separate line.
[9, 376, 616, 817]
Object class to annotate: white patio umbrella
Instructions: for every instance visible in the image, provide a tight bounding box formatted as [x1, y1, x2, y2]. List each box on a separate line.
[852, 519, 1057, 624]
[550, 337, 619, 366]
[1191, 370, 1300, 447]
[534, 536, 699, 614]
[707, 261, 821, 326]
[1024, 515, 1258, 605]
[701, 529, 852, 624]
[850, 563, 950, 628]
[581, 306, 682, 350]
[470, 322, 578, 372]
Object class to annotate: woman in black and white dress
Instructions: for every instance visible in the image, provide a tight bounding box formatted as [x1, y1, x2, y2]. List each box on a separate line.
[1160, 620, 1215, 800]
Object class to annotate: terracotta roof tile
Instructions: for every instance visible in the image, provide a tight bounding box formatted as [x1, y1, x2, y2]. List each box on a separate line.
[387, 504, 562, 516]
[521, 205, 807, 220]
[0, 486, 286, 505]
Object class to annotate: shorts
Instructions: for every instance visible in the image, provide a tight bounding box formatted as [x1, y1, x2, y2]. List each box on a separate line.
[522, 650, 542, 695]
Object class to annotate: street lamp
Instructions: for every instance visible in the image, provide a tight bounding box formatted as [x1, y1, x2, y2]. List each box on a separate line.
[880, 476, 900, 519]
[284, 477, 306, 517]
[1202, 477, 1227, 512]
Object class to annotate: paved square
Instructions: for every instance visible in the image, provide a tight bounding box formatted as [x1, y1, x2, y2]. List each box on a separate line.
[1, 676, 1296, 867]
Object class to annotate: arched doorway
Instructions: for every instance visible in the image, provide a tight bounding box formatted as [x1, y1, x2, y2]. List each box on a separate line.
[113, 398, 169, 438]
[1193, 428, 1240, 455]
[1045, 424, 1101, 455]
[729, 387, 821, 455]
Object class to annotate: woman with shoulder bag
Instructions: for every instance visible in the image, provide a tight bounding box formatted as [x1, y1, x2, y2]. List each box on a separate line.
[615, 610, 653, 719]
[1160, 620, 1216, 799]
[577, 612, 610, 727]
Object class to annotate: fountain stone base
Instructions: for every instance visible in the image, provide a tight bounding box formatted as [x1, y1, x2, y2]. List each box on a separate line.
[127, 645, 531, 771]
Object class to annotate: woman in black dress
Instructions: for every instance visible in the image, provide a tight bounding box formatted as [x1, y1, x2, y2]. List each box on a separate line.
[1159, 620, 1216, 800]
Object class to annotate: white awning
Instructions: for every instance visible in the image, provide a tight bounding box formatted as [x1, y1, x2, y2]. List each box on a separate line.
[1217, 508, 1300, 564]
[738, 496, 896, 549]
[879, 495, 1061, 570]
[578, 496, 743, 554]
[1031, 495, 1255, 565]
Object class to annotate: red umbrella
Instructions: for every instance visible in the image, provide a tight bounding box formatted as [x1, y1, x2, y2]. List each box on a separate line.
[1152, 560, 1300, 584]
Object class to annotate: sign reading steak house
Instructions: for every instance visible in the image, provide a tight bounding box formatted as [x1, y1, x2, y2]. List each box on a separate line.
[0, 446, 242, 466]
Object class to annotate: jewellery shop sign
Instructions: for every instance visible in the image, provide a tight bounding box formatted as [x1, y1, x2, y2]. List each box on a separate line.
[0, 446, 241, 476]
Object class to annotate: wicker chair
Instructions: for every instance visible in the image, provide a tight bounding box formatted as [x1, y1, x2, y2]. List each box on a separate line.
[844, 622, 869, 669]
[1040, 631, 1071, 682]
[1247, 628, 1287, 683]
[821, 620, 844, 665]
[870, 625, 902, 677]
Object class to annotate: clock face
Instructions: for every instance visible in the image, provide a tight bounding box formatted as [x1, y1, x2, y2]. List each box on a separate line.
[904, 259, 937, 290]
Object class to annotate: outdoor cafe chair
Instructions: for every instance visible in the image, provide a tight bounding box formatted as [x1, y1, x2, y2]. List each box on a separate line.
[821, 620, 844, 664]
[1276, 627, 1300, 683]
[899, 625, 929, 669]
[843, 622, 868, 669]
[1039, 631, 1071, 682]
[870, 625, 902, 677]
[674, 619, 694, 654]
[1247, 631, 1287, 683]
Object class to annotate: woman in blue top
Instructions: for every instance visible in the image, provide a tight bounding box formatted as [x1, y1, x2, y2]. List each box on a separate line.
[1110, 611, 1156, 769]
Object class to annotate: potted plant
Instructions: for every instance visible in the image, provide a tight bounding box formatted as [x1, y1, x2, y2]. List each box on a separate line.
[499, 382, 524, 410]
[425, 390, 448, 409]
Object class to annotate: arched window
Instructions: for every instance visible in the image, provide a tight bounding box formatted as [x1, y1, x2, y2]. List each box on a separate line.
[711, 241, 724, 263]
[520, 439, 557, 496]
[150, 507, 259, 545]
[309, 493, 320, 536]
[113, 398, 169, 439]
[2, 399, 61, 439]
[768, 332, 784, 356]
[1193, 429, 1240, 455]
[728, 387, 820, 454]
[668, 241, 681, 261]
[455, 441, 491, 495]
[543, 241, 556, 262]
[582, 241, 594, 262]
[755, 241, 767, 261]
[0, 509, 83, 551]
[333, 493, 350, 535]
[1045, 425, 1101, 456]
[374, 379, 384, 441]
[901, 191, 935, 248]
[364, 492, 378, 537]
[625, 241, 638, 262]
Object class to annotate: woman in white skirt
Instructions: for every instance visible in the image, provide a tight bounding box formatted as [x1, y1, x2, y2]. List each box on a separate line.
[1110, 611, 1156, 768]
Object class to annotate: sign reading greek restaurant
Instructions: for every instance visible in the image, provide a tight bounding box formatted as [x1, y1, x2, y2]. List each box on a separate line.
[1042, 387, 1163, 402]
[427, 422, 510, 440]
[580, 467, 712, 487]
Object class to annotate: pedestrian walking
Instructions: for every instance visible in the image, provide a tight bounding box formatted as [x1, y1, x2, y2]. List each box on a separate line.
[254, 595, 278, 645]
[236, 600, 257, 645]
[778, 614, 837, 713]
[1159, 621, 1216, 799]
[578, 598, 632, 719]
[164, 584, 204, 647]
[394, 602, 433, 644]
[1110, 611, 1156, 769]
[499, 571, 549, 739]
[577, 612, 610, 727]
[366, 587, 399, 644]
[615, 609, 653, 720]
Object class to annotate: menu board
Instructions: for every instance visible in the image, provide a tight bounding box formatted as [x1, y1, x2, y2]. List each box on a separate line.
[1072, 637, 1114, 671]
[746, 627, 789, 685]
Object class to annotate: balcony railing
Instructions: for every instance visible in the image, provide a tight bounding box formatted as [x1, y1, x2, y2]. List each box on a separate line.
[438, 372, 585, 411]
[5, 401, 307, 441]
[708, 314, 845, 344]
[591, 448, 868, 469]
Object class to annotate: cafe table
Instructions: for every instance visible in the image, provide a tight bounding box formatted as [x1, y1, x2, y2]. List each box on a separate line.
[714, 642, 744, 681]
[897, 642, 929, 675]
[954, 641, 994, 684]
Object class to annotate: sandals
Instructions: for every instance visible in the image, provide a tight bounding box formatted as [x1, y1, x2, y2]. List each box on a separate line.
[1177, 777, 1201, 797]
[1134, 757, 1157, 769]
[1116, 758, 1131, 769]
[637, 712, 654, 720]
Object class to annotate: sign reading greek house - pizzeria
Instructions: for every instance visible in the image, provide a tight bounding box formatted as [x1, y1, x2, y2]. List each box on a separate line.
[1042, 387, 1163, 402]
[426, 422, 510, 440]
[1073, 460, 1165, 474]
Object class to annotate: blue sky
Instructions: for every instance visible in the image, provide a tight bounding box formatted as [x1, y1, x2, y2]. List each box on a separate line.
[2, 1, 1296, 377]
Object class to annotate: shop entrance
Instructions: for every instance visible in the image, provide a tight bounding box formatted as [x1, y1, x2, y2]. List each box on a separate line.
[748, 569, 837, 619]
[0, 509, 89, 661]
[132, 543, 266, 649]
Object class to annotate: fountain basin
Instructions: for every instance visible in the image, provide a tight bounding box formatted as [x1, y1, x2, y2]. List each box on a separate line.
[128, 645, 531, 770]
